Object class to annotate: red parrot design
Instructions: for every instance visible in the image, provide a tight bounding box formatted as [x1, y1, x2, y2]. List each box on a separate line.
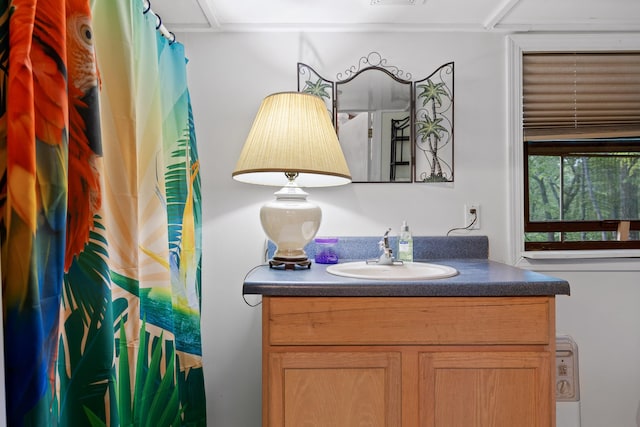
[64, 0, 102, 272]
[3, 0, 102, 423]
[3, 0, 77, 423]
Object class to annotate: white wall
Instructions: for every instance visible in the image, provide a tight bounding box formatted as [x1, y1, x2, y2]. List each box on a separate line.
[548, 268, 640, 427]
[179, 31, 640, 427]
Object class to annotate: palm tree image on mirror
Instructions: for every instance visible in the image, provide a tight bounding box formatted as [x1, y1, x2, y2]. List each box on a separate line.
[298, 63, 334, 123]
[297, 54, 454, 183]
[415, 62, 454, 183]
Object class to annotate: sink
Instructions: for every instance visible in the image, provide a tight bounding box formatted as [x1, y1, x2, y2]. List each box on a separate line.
[326, 261, 458, 280]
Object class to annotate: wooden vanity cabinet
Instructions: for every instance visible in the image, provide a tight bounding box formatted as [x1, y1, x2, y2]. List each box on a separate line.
[262, 295, 556, 427]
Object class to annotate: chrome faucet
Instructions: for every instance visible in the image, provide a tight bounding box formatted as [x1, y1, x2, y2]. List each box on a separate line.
[367, 228, 396, 265]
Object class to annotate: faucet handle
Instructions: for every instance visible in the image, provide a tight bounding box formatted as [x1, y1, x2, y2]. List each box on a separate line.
[382, 228, 393, 256]
[378, 228, 391, 250]
[368, 228, 396, 265]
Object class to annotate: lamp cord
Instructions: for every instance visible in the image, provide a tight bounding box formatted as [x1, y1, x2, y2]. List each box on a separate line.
[446, 211, 478, 236]
[241, 264, 266, 307]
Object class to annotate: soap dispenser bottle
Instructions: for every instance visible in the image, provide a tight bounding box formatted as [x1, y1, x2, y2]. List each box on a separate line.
[398, 221, 413, 262]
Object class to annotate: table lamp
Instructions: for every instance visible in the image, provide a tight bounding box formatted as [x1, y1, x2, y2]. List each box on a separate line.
[232, 92, 352, 269]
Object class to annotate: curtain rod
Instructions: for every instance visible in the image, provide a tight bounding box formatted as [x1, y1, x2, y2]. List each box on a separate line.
[143, 0, 176, 44]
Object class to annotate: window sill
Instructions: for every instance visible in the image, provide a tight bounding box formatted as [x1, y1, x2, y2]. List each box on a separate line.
[523, 249, 640, 259]
[516, 250, 640, 272]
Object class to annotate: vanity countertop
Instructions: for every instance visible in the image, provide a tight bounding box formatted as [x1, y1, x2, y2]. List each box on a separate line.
[243, 236, 570, 297]
[242, 259, 570, 297]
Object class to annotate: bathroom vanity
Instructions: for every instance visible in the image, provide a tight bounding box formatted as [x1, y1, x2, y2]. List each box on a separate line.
[243, 237, 570, 427]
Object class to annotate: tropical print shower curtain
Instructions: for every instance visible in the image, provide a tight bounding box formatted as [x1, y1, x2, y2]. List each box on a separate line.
[0, 0, 205, 425]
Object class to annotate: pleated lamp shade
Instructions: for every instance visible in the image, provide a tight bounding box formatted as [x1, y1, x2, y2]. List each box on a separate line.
[232, 92, 351, 269]
[232, 92, 351, 187]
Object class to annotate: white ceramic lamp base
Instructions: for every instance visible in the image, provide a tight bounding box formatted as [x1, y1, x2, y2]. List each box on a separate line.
[260, 182, 321, 269]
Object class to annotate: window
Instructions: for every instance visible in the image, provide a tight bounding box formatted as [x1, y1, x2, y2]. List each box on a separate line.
[522, 52, 640, 251]
[508, 35, 640, 257]
[525, 137, 640, 250]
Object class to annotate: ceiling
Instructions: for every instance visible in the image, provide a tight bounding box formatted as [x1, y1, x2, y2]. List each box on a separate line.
[149, 0, 640, 34]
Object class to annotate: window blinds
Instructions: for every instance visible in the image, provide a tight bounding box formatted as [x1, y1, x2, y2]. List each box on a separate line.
[523, 52, 640, 140]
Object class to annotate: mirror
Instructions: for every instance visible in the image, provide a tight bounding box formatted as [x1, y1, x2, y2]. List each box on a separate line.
[298, 52, 454, 183]
[336, 68, 412, 182]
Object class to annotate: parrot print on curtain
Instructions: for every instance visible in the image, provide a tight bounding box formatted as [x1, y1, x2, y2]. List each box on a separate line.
[0, 0, 206, 425]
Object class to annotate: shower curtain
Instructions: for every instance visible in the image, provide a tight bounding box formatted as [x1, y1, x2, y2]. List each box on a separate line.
[0, 0, 205, 425]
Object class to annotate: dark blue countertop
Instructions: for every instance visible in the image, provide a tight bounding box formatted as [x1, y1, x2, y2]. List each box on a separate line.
[244, 236, 570, 297]
[242, 259, 570, 297]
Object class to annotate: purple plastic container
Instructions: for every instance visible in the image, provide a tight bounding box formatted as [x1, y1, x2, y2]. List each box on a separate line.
[314, 237, 339, 264]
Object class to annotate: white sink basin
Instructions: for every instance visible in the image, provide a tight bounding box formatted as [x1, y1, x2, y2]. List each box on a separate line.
[326, 261, 458, 281]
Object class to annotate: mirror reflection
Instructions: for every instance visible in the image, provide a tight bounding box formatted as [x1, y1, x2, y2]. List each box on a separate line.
[336, 69, 412, 182]
[298, 53, 454, 183]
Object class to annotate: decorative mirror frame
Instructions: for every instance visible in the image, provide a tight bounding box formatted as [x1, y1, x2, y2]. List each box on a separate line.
[298, 52, 454, 183]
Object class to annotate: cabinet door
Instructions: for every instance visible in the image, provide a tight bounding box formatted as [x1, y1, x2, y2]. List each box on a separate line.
[419, 352, 552, 427]
[267, 351, 401, 427]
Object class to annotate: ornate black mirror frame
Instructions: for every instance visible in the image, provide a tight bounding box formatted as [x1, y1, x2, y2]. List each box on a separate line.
[298, 52, 454, 183]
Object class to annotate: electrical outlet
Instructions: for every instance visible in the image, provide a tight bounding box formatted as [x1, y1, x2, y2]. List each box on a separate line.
[464, 203, 480, 230]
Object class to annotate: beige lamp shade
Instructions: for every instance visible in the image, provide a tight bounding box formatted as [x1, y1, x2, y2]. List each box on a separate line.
[232, 92, 351, 187]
